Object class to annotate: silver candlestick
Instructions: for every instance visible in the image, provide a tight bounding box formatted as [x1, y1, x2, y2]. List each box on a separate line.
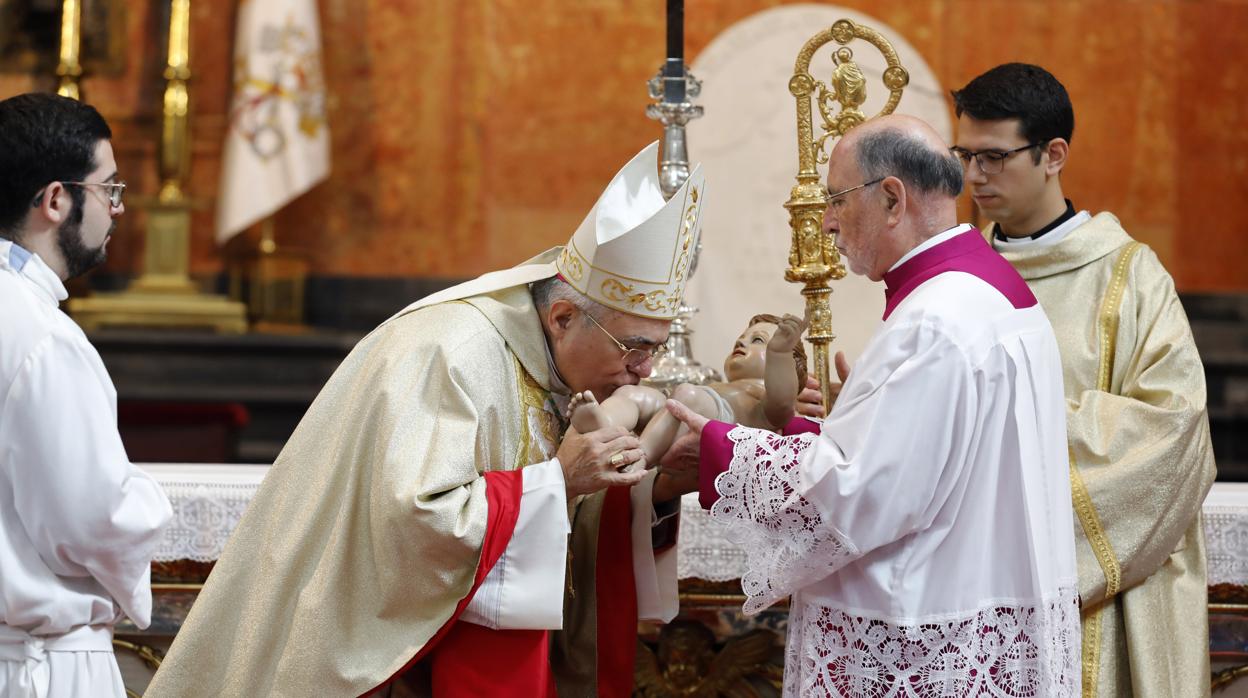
[643, 61, 722, 392]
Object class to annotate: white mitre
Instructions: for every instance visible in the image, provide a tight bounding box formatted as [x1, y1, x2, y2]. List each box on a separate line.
[404, 141, 706, 320]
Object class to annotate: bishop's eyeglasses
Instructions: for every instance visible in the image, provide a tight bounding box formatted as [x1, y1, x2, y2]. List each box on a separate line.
[949, 144, 1043, 175]
[584, 311, 668, 368]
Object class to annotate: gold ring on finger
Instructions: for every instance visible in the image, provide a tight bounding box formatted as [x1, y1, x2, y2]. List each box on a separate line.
[609, 452, 625, 467]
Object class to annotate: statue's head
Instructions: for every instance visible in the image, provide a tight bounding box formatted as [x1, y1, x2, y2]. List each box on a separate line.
[723, 313, 808, 387]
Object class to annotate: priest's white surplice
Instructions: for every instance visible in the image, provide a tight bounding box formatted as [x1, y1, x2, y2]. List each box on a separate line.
[703, 231, 1080, 696]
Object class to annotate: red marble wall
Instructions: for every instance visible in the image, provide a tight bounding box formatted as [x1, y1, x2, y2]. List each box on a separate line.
[1, 0, 1244, 290]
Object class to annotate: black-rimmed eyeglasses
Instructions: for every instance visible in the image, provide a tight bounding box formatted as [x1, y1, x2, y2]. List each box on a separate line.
[950, 144, 1044, 175]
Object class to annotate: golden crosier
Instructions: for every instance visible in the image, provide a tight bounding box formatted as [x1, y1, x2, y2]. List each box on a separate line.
[783, 19, 909, 411]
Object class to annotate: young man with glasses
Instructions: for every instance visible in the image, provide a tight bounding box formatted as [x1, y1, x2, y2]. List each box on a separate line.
[954, 62, 1216, 697]
[0, 93, 171, 697]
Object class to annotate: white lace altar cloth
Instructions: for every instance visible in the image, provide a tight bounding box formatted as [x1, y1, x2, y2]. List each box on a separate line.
[139, 463, 268, 563]
[137, 463, 1248, 586]
[1202, 482, 1248, 586]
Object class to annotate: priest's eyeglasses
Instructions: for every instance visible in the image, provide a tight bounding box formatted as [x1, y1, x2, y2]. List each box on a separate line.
[63, 181, 127, 208]
[584, 311, 667, 368]
[950, 144, 1043, 175]
[823, 178, 884, 211]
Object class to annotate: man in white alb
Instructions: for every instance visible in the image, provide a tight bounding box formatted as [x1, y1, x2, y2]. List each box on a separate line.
[0, 93, 173, 698]
[667, 114, 1081, 696]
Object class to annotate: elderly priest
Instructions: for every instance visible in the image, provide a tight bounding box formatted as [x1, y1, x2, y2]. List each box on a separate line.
[667, 115, 1081, 696]
[147, 143, 706, 697]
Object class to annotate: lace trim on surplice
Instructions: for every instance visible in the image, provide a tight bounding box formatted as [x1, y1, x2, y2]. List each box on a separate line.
[785, 589, 1081, 697]
[710, 425, 859, 615]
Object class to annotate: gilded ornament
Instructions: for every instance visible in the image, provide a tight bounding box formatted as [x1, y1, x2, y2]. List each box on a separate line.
[672, 202, 698, 282]
[601, 278, 670, 313]
[789, 73, 815, 98]
[635, 622, 781, 697]
[782, 18, 907, 410]
[883, 65, 911, 90]
[559, 248, 585, 282]
[830, 19, 855, 45]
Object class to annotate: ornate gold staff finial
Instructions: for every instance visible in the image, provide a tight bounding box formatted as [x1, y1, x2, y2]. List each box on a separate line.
[784, 19, 909, 412]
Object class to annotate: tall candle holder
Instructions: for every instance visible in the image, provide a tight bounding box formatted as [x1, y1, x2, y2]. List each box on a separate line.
[55, 0, 83, 100]
[642, 0, 721, 392]
[70, 0, 247, 333]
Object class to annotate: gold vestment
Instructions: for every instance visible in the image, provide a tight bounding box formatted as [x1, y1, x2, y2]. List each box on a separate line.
[144, 284, 609, 697]
[995, 213, 1217, 697]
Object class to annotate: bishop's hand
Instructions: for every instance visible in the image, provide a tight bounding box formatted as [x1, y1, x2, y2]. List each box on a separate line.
[556, 425, 647, 498]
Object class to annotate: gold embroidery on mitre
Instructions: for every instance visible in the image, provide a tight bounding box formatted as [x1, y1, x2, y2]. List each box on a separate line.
[600, 278, 672, 312]
[557, 247, 586, 283]
[673, 191, 703, 284]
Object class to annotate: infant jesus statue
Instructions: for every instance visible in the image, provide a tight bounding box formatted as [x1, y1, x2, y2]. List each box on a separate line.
[569, 313, 808, 472]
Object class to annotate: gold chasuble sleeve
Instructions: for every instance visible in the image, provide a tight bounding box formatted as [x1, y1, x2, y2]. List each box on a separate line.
[1065, 246, 1215, 697]
[146, 298, 549, 698]
[1066, 246, 1215, 609]
[1007, 219, 1217, 698]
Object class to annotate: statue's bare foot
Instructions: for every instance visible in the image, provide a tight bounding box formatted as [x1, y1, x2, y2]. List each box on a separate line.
[623, 455, 650, 473]
[569, 391, 611, 434]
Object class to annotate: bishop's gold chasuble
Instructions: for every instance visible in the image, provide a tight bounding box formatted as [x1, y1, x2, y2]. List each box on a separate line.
[145, 285, 571, 697]
[148, 140, 705, 697]
[995, 213, 1217, 697]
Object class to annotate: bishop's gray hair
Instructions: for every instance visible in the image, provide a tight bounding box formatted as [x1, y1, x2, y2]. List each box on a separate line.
[530, 275, 613, 323]
[855, 128, 964, 198]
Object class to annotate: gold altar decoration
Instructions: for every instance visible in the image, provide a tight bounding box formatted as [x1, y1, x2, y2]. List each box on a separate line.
[55, 0, 82, 99]
[70, 0, 247, 333]
[227, 218, 310, 331]
[784, 18, 909, 410]
[635, 621, 782, 697]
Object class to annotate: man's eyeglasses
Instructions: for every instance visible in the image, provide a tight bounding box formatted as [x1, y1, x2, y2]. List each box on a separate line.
[583, 311, 667, 369]
[823, 177, 885, 211]
[34, 181, 127, 209]
[949, 144, 1044, 175]
[64, 181, 127, 208]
